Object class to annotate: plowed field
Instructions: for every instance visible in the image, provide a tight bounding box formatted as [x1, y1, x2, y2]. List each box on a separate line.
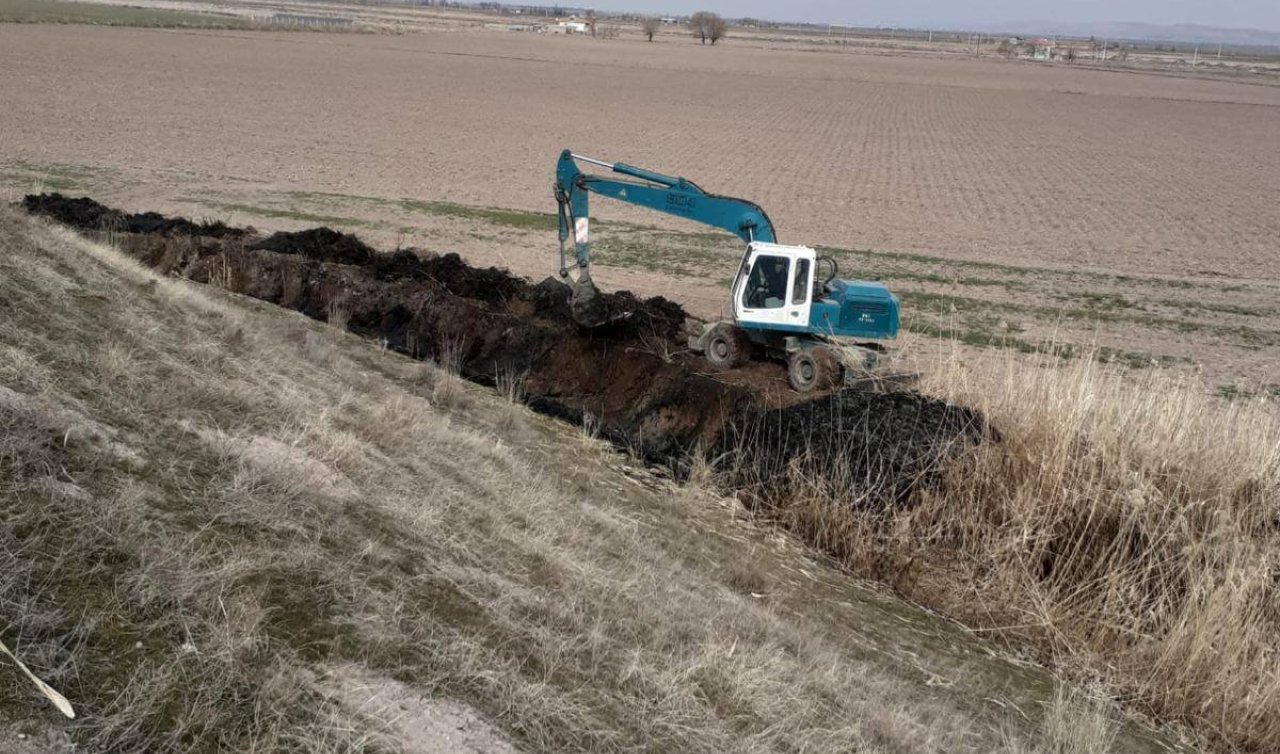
[2, 23, 1279, 281]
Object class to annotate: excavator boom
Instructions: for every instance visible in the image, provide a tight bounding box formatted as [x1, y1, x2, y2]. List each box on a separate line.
[555, 150, 777, 324]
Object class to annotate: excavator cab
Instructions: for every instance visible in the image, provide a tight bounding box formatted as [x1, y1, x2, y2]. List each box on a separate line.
[732, 242, 899, 342]
[733, 243, 816, 331]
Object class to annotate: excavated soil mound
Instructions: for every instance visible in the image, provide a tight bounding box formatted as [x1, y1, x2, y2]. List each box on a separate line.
[724, 391, 986, 508]
[249, 228, 376, 266]
[22, 193, 243, 239]
[23, 194, 987, 510]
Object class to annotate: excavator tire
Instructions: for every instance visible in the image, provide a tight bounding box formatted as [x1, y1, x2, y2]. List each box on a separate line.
[788, 346, 840, 393]
[705, 322, 750, 369]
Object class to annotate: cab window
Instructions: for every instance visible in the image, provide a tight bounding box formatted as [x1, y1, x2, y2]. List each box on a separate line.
[743, 255, 790, 309]
[792, 258, 811, 305]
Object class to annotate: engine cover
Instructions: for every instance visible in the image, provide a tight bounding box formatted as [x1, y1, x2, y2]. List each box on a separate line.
[810, 280, 900, 339]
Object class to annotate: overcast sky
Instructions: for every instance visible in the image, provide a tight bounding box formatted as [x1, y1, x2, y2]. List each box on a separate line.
[575, 0, 1280, 31]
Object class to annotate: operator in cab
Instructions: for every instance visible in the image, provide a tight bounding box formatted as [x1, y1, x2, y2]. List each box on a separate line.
[747, 255, 789, 308]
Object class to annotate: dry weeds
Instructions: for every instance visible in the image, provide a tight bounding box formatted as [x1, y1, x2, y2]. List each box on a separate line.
[753, 340, 1278, 751]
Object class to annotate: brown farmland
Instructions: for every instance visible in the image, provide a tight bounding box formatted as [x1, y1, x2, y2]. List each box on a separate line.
[2, 23, 1279, 280]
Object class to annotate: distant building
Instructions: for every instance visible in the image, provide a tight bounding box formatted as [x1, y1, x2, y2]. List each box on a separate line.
[270, 13, 352, 29]
[1031, 38, 1054, 60]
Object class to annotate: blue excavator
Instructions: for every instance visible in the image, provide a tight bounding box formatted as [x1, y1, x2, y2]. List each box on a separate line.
[555, 150, 906, 392]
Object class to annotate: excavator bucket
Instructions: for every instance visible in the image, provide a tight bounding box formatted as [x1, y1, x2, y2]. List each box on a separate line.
[569, 270, 609, 328]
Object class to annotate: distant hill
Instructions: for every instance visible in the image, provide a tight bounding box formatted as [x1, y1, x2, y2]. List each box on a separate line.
[994, 20, 1280, 49]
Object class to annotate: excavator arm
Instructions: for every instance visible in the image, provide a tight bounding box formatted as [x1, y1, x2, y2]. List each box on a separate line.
[554, 150, 776, 325]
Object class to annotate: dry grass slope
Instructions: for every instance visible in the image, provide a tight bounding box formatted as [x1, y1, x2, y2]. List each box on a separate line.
[0, 207, 1140, 752]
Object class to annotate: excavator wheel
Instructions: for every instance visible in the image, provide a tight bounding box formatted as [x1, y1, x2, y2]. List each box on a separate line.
[788, 346, 840, 393]
[704, 322, 750, 369]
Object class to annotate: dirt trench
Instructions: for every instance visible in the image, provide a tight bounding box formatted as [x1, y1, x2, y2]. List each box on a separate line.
[23, 194, 986, 508]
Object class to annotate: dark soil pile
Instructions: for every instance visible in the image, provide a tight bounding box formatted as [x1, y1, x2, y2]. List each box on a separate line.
[249, 228, 375, 266]
[722, 391, 986, 508]
[23, 193, 986, 509]
[22, 193, 243, 238]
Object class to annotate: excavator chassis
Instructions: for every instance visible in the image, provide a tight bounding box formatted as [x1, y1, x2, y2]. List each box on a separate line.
[689, 322, 917, 393]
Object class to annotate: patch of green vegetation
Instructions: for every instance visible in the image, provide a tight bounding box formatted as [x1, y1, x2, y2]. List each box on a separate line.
[824, 245, 1041, 279]
[825, 245, 1246, 294]
[0, 0, 253, 27]
[33, 174, 81, 191]
[215, 203, 373, 228]
[898, 289, 1002, 313]
[1095, 347, 1189, 369]
[1074, 292, 1137, 311]
[397, 198, 558, 232]
[829, 261, 1029, 290]
[664, 229, 732, 247]
[0, 170, 82, 192]
[8, 159, 100, 179]
[1217, 384, 1280, 400]
[287, 190, 561, 232]
[905, 320, 1046, 356]
[1224, 324, 1280, 348]
[1159, 299, 1274, 318]
[0, 159, 105, 193]
[906, 318, 1184, 368]
[1120, 274, 1194, 290]
[873, 270, 1032, 290]
[898, 288, 1280, 346]
[591, 233, 731, 278]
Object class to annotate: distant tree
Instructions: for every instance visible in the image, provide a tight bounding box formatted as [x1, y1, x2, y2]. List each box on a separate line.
[689, 11, 727, 45]
[706, 13, 728, 44]
[689, 11, 711, 43]
[1065, 44, 1077, 62]
[641, 16, 660, 41]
